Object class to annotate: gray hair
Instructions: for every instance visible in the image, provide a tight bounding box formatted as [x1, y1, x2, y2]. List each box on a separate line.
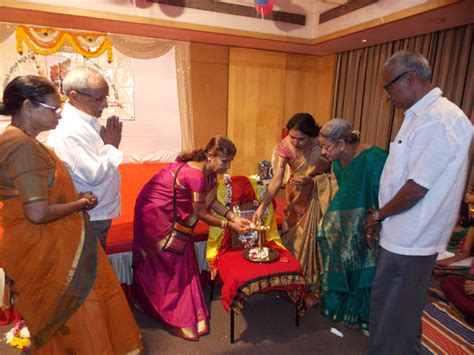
[320, 118, 360, 144]
[62, 66, 106, 96]
[384, 50, 432, 82]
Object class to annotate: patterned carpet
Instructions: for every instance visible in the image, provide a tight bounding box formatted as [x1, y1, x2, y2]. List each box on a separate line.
[422, 301, 473, 354]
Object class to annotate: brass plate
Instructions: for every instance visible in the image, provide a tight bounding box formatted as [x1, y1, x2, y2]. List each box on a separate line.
[242, 247, 279, 263]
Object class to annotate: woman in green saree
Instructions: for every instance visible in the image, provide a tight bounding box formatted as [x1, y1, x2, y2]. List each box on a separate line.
[317, 119, 387, 332]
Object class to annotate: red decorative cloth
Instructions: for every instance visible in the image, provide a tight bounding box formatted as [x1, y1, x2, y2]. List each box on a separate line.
[217, 242, 305, 313]
[0, 307, 21, 326]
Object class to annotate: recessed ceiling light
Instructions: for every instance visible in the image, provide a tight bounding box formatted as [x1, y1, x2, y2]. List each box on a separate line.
[433, 18, 446, 24]
[361, 39, 368, 43]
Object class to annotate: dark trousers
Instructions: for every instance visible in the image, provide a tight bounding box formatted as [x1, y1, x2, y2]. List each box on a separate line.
[368, 247, 437, 355]
[90, 219, 112, 249]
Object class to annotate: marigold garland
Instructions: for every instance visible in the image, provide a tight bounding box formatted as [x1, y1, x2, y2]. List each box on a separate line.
[16, 25, 113, 62]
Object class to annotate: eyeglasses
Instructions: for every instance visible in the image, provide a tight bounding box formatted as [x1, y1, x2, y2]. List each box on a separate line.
[319, 142, 338, 152]
[33, 101, 62, 113]
[75, 90, 108, 103]
[383, 70, 415, 93]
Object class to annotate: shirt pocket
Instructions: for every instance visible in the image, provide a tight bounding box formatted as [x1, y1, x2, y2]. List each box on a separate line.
[385, 142, 409, 185]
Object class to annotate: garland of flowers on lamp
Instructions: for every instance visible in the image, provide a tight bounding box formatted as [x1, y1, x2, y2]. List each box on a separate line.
[4, 320, 31, 352]
[16, 25, 113, 63]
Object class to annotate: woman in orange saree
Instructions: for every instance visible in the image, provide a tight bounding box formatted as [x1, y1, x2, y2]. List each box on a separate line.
[0, 75, 143, 354]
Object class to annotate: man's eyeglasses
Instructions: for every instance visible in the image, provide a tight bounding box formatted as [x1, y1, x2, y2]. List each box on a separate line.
[33, 101, 62, 114]
[75, 90, 108, 103]
[384, 70, 415, 93]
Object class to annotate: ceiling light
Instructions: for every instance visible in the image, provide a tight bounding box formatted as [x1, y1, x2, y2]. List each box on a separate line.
[361, 39, 367, 43]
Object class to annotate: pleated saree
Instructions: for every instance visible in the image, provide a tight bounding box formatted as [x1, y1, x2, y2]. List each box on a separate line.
[275, 136, 334, 307]
[317, 146, 387, 330]
[0, 127, 143, 354]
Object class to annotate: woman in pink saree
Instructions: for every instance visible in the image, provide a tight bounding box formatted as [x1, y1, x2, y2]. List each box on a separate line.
[132, 136, 250, 340]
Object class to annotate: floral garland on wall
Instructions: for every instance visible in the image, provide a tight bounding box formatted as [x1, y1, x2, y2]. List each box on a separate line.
[16, 25, 113, 62]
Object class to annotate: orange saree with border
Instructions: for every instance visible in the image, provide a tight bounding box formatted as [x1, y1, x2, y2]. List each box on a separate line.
[0, 129, 142, 353]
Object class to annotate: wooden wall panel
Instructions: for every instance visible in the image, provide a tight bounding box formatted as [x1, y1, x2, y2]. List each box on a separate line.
[227, 48, 287, 176]
[284, 54, 337, 127]
[190, 43, 229, 150]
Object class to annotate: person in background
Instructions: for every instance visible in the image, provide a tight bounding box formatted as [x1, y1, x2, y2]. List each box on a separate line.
[365, 50, 473, 354]
[253, 112, 331, 308]
[317, 118, 387, 333]
[47, 66, 122, 249]
[438, 186, 474, 325]
[0, 75, 142, 354]
[132, 135, 250, 340]
[440, 274, 474, 325]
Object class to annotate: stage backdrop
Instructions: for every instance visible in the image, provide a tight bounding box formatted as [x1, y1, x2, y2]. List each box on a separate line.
[0, 28, 182, 163]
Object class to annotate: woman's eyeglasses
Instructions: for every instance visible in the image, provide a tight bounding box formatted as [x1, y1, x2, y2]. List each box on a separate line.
[33, 101, 62, 114]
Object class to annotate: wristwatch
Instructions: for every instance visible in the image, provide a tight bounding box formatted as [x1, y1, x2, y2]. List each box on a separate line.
[372, 209, 382, 223]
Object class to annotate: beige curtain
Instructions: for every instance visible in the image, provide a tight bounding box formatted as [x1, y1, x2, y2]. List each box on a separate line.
[174, 42, 195, 151]
[112, 34, 194, 150]
[332, 24, 473, 150]
[110, 34, 173, 59]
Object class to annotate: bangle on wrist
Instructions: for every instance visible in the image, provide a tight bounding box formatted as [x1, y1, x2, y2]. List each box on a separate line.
[223, 208, 232, 219]
[220, 219, 229, 229]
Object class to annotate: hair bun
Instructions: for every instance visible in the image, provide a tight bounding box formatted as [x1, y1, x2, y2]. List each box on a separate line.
[352, 130, 360, 139]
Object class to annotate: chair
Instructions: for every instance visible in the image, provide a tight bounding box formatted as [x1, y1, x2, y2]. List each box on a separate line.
[206, 175, 306, 343]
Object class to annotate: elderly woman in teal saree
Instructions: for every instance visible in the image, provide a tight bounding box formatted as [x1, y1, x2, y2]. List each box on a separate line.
[317, 119, 387, 332]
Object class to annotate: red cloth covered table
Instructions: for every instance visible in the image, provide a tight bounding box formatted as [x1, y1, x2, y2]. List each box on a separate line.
[216, 243, 306, 314]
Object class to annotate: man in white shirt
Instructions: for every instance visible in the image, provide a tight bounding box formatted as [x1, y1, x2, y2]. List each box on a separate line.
[47, 67, 123, 248]
[365, 51, 473, 354]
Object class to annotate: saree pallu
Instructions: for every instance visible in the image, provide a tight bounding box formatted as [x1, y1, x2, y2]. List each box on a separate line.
[132, 163, 213, 340]
[0, 149, 142, 353]
[317, 147, 387, 330]
[275, 138, 332, 306]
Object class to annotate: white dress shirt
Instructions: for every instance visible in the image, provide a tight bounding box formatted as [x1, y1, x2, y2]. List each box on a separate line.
[379, 88, 473, 256]
[47, 103, 123, 221]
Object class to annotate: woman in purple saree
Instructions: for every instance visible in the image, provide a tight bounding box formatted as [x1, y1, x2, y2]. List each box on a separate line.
[132, 136, 250, 340]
